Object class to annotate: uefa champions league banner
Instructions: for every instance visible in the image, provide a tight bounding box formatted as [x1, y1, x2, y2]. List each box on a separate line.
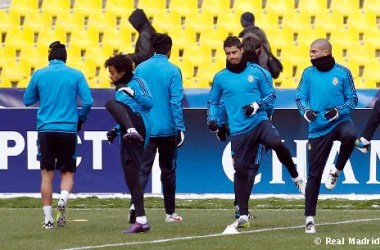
[0, 108, 379, 194]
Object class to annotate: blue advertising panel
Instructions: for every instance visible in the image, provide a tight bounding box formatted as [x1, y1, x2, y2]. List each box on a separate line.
[0, 108, 379, 194]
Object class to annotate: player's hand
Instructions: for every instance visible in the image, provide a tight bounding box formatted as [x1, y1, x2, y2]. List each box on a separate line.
[177, 130, 185, 147]
[216, 125, 230, 141]
[207, 120, 218, 132]
[304, 110, 318, 122]
[77, 120, 84, 131]
[242, 102, 260, 116]
[106, 128, 118, 144]
[324, 108, 339, 122]
[118, 87, 135, 98]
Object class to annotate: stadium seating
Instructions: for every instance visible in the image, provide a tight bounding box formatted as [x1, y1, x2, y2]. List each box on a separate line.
[169, 0, 198, 12]
[232, 0, 262, 12]
[0, 0, 380, 89]
[41, 0, 71, 12]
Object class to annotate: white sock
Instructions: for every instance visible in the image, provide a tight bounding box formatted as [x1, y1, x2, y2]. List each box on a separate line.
[130, 204, 135, 210]
[59, 190, 70, 204]
[360, 137, 370, 145]
[306, 216, 314, 224]
[239, 215, 248, 222]
[136, 216, 147, 224]
[43, 206, 53, 222]
[127, 128, 138, 133]
[292, 175, 301, 182]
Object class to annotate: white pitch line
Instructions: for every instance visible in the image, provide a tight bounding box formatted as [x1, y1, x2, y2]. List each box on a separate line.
[58, 217, 380, 250]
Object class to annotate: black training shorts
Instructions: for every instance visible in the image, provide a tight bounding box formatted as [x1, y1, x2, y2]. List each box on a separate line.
[37, 132, 77, 172]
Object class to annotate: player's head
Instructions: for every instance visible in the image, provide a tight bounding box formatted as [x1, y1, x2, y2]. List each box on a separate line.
[150, 33, 172, 57]
[223, 36, 244, 65]
[310, 39, 332, 59]
[242, 36, 262, 63]
[240, 12, 255, 28]
[104, 53, 134, 84]
[48, 41, 67, 63]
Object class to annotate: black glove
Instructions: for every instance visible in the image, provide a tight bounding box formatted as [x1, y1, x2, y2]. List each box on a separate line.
[216, 125, 230, 141]
[177, 130, 185, 147]
[208, 121, 218, 132]
[242, 102, 260, 117]
[106, 128, 118, 144]
[77, 120, 84, 131]
[304, 110, 317, 122]
[324, 108, 339, 121]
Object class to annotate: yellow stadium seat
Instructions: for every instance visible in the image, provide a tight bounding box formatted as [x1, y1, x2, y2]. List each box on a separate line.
[170, 57, 194, 80]
[17, 77, 31, 88]
[182, 43, 212, 66]
[169, 0, 198, 11]
[0, 78, 12, 88]
[346, 10, 377, 29]
[137, 0, 166, 11]
[282, 10, 313, 31]
[4, 26, 34, 48]
[198, 26, 228, 48]
[339, 58, 359, 79]
[69, 27, 99, 49]
[87, 11, 118, 32]
[329, 27, 360, 47]
[73, 0, 103, 12]
[281, 42, 310, 66]
[0, 45, 17, 61]
[85, 44, 114, 66]
[184, 77, 210, 88]
[152, 10, 182, 33]
[88, 77, 112, 88]
[216, 10, 241, 34]
[41, 0, 71, 12]
[329, 0, 361, 14]
[313, 10, 344, 33]
[168, 26, 197, 48]
[24, 10, 54, 32]
[361, 60, 380, 88]
[66, 43, 82, 60]
[363, 28, 380, 45]
[202, 0, 230, 12]
[55, 11, 85, 31]
[197, 60, 225, 84]
[233, 0, 262, 12]
[296, 26, 326, 44]
[21, 45, 49, 69]
[0, 60, 31, 82]
[102, 26, 134, 51]
[297, 0, 327, 13]
[0, 9, 21, 30]
[185, 9, 215, 32]
[363, 0, 380, 12]
[66, 58, 96, 80]
[346, 43, 375, 64]
[9, 0, 39, 14]
[264, 0, 295, 12]
[266, 26, 294, 45]
[254, 10, 280, 29]
[105, 0, 134, 15]
[37, 27, 66, 47]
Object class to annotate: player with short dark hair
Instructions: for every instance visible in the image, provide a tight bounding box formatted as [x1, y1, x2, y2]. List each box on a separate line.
[296, 39, 358, 233]
[128, 33, 185, 223]
[104, 53, 153, 233]
[23, 41, 93, 229]
[208, 36, 305, 230]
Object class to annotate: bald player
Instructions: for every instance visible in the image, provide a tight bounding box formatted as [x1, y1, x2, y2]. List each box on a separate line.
[296, 39, 358, 233]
